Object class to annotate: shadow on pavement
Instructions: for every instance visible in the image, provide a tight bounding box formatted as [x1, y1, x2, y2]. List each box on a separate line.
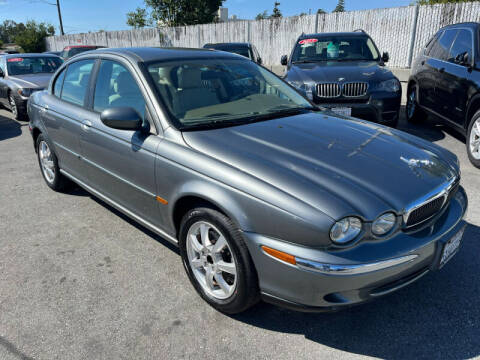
[0, 112, 24, 141]
[233, 222, 480, 359]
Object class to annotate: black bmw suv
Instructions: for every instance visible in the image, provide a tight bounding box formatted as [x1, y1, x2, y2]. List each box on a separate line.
[408, 22, 480, 168]
[281, 31, 401, 127]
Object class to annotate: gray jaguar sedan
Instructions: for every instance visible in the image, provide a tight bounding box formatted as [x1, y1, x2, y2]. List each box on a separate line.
[28, 48, 468, 314]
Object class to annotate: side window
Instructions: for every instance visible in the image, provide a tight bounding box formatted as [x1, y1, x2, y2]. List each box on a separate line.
[429, 29, 458, 61]
[425, 32, 441, 56]
[0, 59, 5, 74]
[93, 60, 146, 120]
[449, 29, 473, 64]
[60, 60, 95, 106]
[53, 68, 66, 97]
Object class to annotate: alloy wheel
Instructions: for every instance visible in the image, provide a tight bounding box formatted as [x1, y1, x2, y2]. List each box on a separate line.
[38, 140, 56, 183]
[186, 221, 237, 300]
[407, 88, 416, 119]
[9, 95, 17, 118]
[470, 118, 480, 160]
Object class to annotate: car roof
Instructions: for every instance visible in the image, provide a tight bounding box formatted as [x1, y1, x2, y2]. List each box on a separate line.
[3, 53, 61, 58]
[204, 42, 251, 48]
[299, 32, 370, 39]
[440, 22, 479, 31]
[63, 45, 104, 49]
[86, 47, 245, 63]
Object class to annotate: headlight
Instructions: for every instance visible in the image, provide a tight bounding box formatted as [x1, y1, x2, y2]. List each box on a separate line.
[17, 88, 33, 97]
[375, 78, 400, 92]
[288, 81, 313, 100]
[372, 212, 396, 235]
[330, 217, 362, 244]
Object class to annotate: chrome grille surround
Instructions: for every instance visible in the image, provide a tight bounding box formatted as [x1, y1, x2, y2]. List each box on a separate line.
[342, 82, 368, 97]
[403, 176, 459, 228]
[316, 83, 341, 98]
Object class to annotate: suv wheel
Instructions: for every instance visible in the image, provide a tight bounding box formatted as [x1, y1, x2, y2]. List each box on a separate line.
[467, 110, 480, 168]
[179, 206, 259, 314]
[406, 85, 424, 123]
[36, 134, 71, 191]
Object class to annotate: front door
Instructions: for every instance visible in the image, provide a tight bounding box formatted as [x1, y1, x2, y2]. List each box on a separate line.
[79, 58, 162, 226]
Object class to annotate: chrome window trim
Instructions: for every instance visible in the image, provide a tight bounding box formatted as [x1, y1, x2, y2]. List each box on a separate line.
[403, 176, 458, 227]
[295, 254, 418, 275]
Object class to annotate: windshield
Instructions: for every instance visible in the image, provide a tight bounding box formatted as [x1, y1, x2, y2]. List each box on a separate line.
[6, 56, 63, 75]
[147, 58, 312, 129]
[291, 36, 380, 63]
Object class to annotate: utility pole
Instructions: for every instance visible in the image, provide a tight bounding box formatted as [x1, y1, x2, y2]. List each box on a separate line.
[56, 0, 64, 35]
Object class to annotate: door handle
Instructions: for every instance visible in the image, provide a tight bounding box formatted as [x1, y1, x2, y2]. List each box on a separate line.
[439, 67, 445, 73]
[81, 120, 92, 131]
[40, 104, 49, 113]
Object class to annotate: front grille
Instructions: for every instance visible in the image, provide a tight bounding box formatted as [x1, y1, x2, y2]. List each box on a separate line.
[343, 82, 368, 97]
[316, 83, 341, 98]
[406, 196, 445, 227]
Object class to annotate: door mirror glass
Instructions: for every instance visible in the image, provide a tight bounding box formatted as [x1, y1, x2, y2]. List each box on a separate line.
[100, 107, 143, 131]
[382, 52, 389, 63]
[281, 55, 288, 66]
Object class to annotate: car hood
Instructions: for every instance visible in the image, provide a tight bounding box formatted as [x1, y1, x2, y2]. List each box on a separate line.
[183, 112, 457, 220]
[7, 73, 52, 89]
[285, 61, 394, 84]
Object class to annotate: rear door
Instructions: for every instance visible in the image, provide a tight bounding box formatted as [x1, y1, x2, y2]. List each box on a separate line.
[40, 59, 95, 180]
[79, 57, 163, 226]
[435, 28, 474, 126]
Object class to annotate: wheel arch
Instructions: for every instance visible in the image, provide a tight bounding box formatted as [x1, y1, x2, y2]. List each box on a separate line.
[466, 93, 480, 130]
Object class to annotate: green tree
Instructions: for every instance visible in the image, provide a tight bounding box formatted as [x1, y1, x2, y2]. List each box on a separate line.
[13, 20, 55, 53]
[416, 0, 475, 3]
[127, 0, 224, 27]
[0, 20, 26, 44]
[317, 8, 327, 14]
[0, 39, 3, 48]
[271, 2, 282, 18]
[255, 10, 268, 20]
[127, 7, 149, 28]
[333, 0, 345, 12]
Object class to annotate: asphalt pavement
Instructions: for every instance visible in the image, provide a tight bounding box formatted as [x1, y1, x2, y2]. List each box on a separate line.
[0, 106, 479, 360]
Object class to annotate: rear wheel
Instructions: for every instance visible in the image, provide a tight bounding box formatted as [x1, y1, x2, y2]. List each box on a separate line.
[179, 206, 259, 314]
[406, 84, 424, 123]
[466, 110, 480, 169]
[36, 134, 70, 191]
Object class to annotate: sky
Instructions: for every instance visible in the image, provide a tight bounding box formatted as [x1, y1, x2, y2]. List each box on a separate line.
[0, 0, 412, 35]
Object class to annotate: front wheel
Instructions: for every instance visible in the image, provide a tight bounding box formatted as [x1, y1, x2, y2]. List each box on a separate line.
[467, 110, 480, 169]
[9, 93, 26, 121]
[406, 85, 424, 123]
[179, 206, 259, 314]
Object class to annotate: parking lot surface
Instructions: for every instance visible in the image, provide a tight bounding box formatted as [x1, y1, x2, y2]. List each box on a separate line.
[1, 106, 479, 360]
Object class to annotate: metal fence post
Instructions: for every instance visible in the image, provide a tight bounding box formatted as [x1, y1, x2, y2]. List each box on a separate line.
[407, 5, 420, 68]
[314, 12, 319, 33]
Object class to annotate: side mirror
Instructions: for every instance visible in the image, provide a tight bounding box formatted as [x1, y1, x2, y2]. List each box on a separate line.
[100, 107, 143, 131]
[281, 55, 288, 66]
[0, 69, 4, 78]
[257, 57, 262, 65]
[382, 52, 389, 63]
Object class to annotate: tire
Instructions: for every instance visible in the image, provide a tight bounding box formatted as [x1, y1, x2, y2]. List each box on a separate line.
[8, 92, 26, 121]
[466, 109, 480, 169]
[36, 133, 71, 191]
[179, 206, 259, 314]
[406, 84, 425, 123]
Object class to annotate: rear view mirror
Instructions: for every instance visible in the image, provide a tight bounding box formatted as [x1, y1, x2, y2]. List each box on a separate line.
[281, 55, 288, 66]
[381, 52, 390, 63]
[100, 107, 143, 131]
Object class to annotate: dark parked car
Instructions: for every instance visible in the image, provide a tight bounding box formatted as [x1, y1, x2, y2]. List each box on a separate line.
[408, 22, 480, 168]
[203, 42, 263, 64]
[60, 45, 105, 60]
[28, 48, 467, 314]
[43, 51, 62, 57]
[0, 53, 63, 120]
[281, 31, 401, 127]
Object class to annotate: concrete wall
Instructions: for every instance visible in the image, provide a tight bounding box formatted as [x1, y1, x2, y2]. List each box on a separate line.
[45, 3, 480, 68]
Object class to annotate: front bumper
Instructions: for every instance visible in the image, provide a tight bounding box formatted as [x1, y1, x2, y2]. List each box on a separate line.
[244, 186, 468, 312]
[314, 91, 401, 125]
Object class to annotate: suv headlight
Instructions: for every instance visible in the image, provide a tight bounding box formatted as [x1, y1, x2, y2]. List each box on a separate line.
[375, 78, 400, 92]
[288, 81, 313, 100]
[330, 217, 362, 244]
[372, 212, 396, 235]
